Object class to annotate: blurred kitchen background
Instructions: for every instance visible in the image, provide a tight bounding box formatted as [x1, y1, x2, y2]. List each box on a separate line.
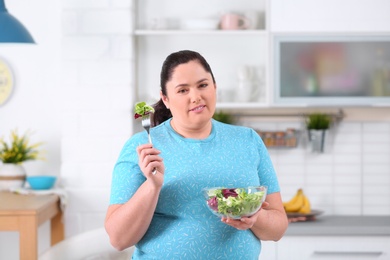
[1, 0, 390, 259]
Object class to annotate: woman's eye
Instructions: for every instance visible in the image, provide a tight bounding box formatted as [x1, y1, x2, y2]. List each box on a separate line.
[199, 83, 208, 88]
[178, 89, 187, 94]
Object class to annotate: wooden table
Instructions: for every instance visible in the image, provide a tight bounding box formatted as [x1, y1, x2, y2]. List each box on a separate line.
[0, 191, 64, 260]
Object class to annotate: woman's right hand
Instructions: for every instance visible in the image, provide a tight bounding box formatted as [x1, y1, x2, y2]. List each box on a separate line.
[137, 144, 165, 187]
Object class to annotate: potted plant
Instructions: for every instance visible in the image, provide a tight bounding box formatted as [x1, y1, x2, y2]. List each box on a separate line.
[306, 113, 332, 153]
[0, 129, 44, 190]
[213, 111, 236, 125]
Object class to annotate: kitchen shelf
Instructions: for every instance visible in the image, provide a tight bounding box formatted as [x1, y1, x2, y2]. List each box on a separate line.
[132, 0, 270, 128]
[216, 108, 344, 120]
[216, 102, 269, 110]
[134, 30, 268, 36]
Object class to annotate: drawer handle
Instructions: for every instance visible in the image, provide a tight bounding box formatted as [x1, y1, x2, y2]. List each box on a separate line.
[313, 251, 383, 257]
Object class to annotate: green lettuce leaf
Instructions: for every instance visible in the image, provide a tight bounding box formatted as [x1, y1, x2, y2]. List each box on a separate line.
[134, 101, 155, 118]
[207, 188, 265, 217]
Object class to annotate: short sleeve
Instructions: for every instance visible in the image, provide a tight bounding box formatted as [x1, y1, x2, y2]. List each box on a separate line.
[109, 133, 146, 205]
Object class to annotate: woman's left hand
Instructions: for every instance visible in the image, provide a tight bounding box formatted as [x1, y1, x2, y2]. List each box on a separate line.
[221, 201, 269, 230]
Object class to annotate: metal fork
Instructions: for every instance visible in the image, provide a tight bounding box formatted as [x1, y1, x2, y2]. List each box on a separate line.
[141, 114, 156, 175]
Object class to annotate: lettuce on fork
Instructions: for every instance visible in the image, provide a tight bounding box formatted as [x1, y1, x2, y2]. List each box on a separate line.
[134, 101, 155, 119]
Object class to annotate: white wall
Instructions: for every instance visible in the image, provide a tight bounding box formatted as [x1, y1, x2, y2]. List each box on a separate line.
[60, 0, 134, 238]
[1, 0, 390, 258]
[0, 0, 133, 258]
[241, 118, 390, 216]
[0, 0, 62, 258]
[0, 0, 62, 177]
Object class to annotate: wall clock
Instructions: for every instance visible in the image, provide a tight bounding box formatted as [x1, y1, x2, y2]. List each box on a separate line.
[0, 57, 14, 106]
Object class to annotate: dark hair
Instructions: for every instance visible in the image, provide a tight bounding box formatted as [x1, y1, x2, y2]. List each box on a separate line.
[152, 50, 216, 126]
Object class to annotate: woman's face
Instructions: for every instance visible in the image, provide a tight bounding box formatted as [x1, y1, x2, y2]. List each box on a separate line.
[161, 60, 216, 131]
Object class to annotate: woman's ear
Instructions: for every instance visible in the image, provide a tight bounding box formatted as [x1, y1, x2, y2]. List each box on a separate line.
[160, 91, 169, 109]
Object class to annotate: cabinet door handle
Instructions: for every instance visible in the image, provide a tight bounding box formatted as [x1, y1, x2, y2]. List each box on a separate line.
[313, 251, 383, 257]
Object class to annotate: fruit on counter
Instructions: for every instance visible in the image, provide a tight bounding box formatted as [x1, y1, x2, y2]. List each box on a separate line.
[299, 193, 311, 214]
[283, 189, 304, 212]
[134, 101, 155, 119]
[283, 188, 311, 214]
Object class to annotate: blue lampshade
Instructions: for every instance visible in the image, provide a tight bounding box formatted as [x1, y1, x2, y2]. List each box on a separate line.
[0, 0, 35, 43]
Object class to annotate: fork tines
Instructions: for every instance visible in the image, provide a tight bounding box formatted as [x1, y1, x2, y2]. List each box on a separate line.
[141, 114, 151, 131]
[141, 113, 156, 174]
[141, 114, 152, 144]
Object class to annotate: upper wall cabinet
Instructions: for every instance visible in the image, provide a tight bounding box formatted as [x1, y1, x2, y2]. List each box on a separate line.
[270, 0, 390, 32]
[132, 0, 390, 109]
[272, 34, 390, 106]
[133, 0, 270, 109]
[269, 0, 390, 107]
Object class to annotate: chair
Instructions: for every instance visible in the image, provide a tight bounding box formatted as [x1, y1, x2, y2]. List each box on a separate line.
[39, 227, 134, 260]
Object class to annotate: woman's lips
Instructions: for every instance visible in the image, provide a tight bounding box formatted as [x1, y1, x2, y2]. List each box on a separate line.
[189, 105, 206, 112]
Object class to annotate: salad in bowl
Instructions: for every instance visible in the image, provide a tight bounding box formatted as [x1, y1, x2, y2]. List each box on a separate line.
[203, 186, 267, 219]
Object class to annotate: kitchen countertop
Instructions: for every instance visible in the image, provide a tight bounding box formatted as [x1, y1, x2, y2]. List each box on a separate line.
[285, 215, 390, 236]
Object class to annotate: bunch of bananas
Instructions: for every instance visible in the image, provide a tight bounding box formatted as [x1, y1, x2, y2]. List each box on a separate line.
[283, 188, 311, 214]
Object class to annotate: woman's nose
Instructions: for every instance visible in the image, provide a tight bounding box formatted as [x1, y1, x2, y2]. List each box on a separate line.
[191, 91, 201, 103]
[192, 95, 201, 103]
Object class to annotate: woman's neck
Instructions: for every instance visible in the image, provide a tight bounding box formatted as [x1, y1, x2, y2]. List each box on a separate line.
[170, 119, 212, 139]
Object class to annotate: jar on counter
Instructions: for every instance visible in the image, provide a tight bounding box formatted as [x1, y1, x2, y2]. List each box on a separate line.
[263, 132, 275, 147]
[285, 128, 297, 147]
[274, 132, 286, 147]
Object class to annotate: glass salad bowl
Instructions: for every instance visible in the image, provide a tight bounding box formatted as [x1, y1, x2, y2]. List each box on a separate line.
[203, 186, 267, 219]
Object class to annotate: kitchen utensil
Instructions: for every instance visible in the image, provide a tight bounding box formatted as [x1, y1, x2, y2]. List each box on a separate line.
[26, 176, 56, 190]
[141, 114, 157, 175]
[148, 17, 168, 30]
[286, 209, 323, 219]
[220, 13, 251, 30]
[236, 65, 260, 102]
[181, 18, 219, 30]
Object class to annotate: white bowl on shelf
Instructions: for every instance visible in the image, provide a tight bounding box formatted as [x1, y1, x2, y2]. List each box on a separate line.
[181, 19, 219, 30]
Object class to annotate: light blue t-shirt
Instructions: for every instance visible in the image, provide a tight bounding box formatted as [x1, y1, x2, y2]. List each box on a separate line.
[110, 119, 280, 259]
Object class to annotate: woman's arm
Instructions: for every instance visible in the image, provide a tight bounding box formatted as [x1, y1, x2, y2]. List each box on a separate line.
[249, 192, 289, 241]
[105, 179, 161, 250]
[222, 192, 288, 241]
[105, 144, 164, 251]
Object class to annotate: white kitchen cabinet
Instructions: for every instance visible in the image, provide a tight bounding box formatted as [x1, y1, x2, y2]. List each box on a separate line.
[259, 240, 277, 259]
[276, 236, 390, 260]
[270, 0, 390, 33]
[268, 0, 390, 108]
[132, 0, 390, 112]
[132, 0, 271, 109]
[272, 33, 390, 107]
